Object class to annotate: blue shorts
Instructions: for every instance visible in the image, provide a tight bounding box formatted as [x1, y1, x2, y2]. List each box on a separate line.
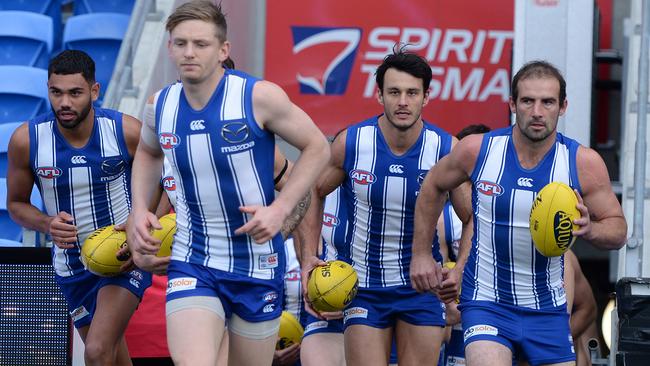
[303, 313, 344, 337]
[343, 285, 445, 328]
[166, 260, 284, 322]
[56, 268, 152, 329]
[444, 327, 465, 365]
[460, 300, 575, 366]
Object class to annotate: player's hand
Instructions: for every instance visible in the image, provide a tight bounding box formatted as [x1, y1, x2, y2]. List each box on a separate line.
[49, 211, 77, 249]
[301, 255, 327, 319]
[126, 211, 162, 255]
[445, 300, 461, 326]
[410, 254, 443, 294]
[320, 310, 344, 320]
[235, 205, 286, 243]
[439, 265, 462, 303]
[572, 189, 593, 240]
[132, 251, 171, 275]
[272, 343, 300, 366]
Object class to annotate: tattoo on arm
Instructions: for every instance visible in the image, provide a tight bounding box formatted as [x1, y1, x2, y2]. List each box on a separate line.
[281, 190, 312, 239]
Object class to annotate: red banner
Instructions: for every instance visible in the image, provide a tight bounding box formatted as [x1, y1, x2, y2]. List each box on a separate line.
[265, 0, 514, 136]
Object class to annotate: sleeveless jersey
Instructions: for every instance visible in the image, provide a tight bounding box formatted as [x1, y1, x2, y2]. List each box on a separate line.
[463, 126, 581, 309]
[154, 69, 284, 280]
[283, 238, 303, 321]
[342, 116, 451, 288]
[321, 187, 349, 262]
[443, 201, 462, 262]
[29, 108, 132, 277]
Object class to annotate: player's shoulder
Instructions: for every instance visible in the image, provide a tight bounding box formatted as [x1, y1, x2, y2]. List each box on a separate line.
[422, 120, 452, 138]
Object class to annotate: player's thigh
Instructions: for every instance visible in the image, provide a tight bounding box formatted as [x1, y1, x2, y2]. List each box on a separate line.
[216, 330, 229, 366]
[87, 284, 140, 343]
[344, 324, 392, 366]
[301, 332, 345, 366]
[227, 314, 280, 366]
[167, 302, 226, 366]
[395, 320, 444, 366]
[466, 340, 512, 366]
[540, 362, 574, 366]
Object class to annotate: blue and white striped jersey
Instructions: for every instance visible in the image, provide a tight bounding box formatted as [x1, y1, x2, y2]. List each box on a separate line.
[463, 126, 581, 310]
[321, 187, 349, 262]
[283, 238, 303, 321]
[29, 108, 132, 277]
[343, 116, 451, 288]
[442, 201, 462, 262]
[154, 69, 284, 280]
[161, 156, 176, 208]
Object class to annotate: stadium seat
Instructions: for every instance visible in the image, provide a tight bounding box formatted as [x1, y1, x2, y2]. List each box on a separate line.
[0, 122, 23, 177]
[63, 13, 130, 102]
[0, 11, 53, 69]
[0, 0, 63, 52]
[0, 66, 48, 124]
[74, 0, 135, 15]
[0, 178, 44, 242]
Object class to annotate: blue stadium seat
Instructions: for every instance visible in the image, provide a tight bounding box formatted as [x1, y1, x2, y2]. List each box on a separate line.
[0, 66, 48, 124]
[74, 0, 135, 15]
[0, 122, 23, 177]
[63, 13, 130, 102]
[0, 0, 63, 52]
[0, 178, 44, 242]
[0, 11, 53, 69]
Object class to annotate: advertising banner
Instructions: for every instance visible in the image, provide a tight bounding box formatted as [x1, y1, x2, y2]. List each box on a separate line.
[265, 0, 514, 136]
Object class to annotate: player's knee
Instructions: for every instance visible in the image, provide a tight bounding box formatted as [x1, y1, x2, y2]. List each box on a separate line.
[83, 339, 114, 364]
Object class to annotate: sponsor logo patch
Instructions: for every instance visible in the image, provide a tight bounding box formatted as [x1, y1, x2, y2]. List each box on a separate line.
[167, 277, 197, 294]
[36, 166, 62, 179]
[343, 307, 368, 323]
[221, 122, 249, 143]
[305, 321, 329, 333]
[475, 180, 504, 196]
[160, 133, 180, 149]
[349, 169, 376, 185]
[263, 291, 278, 302]
[70, 305, 90, 322]
[259, 253, 279, 269]
[463, 324, 498, 341]
[263, 304, 275, 313]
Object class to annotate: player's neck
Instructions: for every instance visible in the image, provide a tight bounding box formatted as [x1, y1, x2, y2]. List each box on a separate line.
[512, 126, 556, 169]
[57, 108, 95, 148]
[181, 66, 225, 110]
[378, 115, 423, 156]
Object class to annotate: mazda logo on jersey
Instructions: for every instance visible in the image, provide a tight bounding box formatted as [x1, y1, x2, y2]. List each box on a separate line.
[417, 172, 427, 186]
[160, 133, 180, 149]
[221, 122, 249, 144]
[475, 180, 504, 196]
[101, 157, 126, 175]
[36, 166, 62, 179]
[162, 176, 176, 191]
[350, 169, 375, 185]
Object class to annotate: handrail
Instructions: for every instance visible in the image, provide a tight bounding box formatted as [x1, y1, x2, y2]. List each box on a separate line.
[102, 0, 159, 110]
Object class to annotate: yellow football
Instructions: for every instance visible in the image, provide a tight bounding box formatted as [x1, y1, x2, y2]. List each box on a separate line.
[81, 225, 128, 277]
[152, 213, 176, 257]
[307, 260, 358, 312]
[529, 182, 580, 257]
[276, 311, 303, 350]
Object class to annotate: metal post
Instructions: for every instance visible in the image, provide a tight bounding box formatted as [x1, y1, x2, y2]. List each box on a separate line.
[627, 0, 649, 278]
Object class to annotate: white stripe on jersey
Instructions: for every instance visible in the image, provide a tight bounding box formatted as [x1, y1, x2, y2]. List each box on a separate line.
[221, 75, 246, 120]
[419, 129, 442, 170]
[473, 135, 508, 302]
[382, 175, 407, 284]
[322, 188, 342, 261]
[227, 148, 274, 279]
[350, 126, 376, 287]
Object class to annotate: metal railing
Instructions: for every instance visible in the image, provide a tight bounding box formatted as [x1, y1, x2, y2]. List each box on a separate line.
[102, 0, 161, 110]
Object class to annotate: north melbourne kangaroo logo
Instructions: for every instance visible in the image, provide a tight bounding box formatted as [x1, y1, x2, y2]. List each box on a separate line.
[291, 26, 362, 95]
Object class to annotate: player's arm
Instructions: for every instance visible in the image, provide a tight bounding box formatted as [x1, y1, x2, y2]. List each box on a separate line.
[437, 215, 449, 263]
[574, 147, 627, 249]
[566, 250, 597, 338]
[300, 131, 347, 318]
[273, 147, 312, 240]
[236, 81, 330, 244]
[126, 98, 165, 258]
[6, 123, 77, 248]
[411, 134, 479, 294]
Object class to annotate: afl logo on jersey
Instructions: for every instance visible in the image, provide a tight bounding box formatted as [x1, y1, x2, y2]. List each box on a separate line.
[101, 157, 126, 175]
[221, 122, 249, 144]
[350, 169, 375, 185]
[160, 133, 180, 149]
[36, 166, 62, 179]
[323, 213, 339, 227]
[162, 176, 176, 191]
[476, 180, 504, 196]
